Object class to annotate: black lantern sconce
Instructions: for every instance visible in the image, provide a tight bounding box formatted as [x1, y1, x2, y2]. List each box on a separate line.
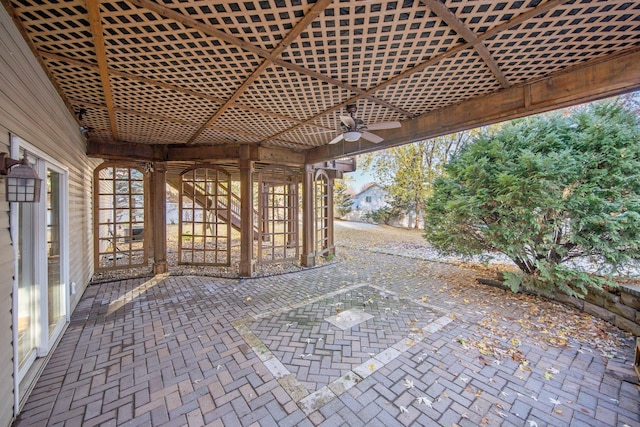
[0, 152, 42, 202]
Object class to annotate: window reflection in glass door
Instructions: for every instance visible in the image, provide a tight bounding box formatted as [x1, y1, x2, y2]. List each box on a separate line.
[47, 169, 64, 335]
[17, 201, 37, 370]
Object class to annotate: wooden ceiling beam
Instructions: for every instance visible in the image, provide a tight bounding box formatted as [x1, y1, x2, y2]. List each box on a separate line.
[86, 0, 119, 140]
[422, 0, 509, 88]
[87, 138, 305, 166]
[306, 48, 640, 164]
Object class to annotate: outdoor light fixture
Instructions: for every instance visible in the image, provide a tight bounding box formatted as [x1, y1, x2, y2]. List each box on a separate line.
[0, 152, 42, 202]
[343, 131, 362, 142]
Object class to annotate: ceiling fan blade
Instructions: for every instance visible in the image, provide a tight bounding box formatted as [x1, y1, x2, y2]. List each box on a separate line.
[328, 134, 345, 145]
[340, 115, 356, 129]
[366, 121, 401, 131]
[361, 131, 384, 143]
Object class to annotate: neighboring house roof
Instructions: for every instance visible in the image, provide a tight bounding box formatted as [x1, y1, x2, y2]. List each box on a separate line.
[355, 183, 383, 198]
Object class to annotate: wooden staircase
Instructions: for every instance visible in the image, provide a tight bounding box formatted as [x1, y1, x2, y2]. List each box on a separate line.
[166, 176, 259, 240]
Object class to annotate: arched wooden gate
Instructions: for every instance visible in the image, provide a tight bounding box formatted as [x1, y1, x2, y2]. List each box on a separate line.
[178, 165, 232, 266]
[256, 166, 301, 265]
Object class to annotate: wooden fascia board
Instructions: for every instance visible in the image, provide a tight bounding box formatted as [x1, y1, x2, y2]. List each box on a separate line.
[305, 48, 640, 164]
[86, 139, 159, 161]
[87, 139, 305, 166]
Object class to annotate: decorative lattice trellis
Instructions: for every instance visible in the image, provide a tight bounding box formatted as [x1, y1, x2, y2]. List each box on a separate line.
[256, 167, 301, 265]
[94, 163, 148, 270]
[313, 169, 331, 257]
[178, 165, 232, 266]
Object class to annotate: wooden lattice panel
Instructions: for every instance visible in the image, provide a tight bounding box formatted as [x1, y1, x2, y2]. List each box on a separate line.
[115, 111, 198, 145]
[44, 59, 106, 107]
[211, 107, 300, 139]
[179, 166, 231, 267]
[447, 0, 549, 35]
[282, 2, 456, 90]
[94, 164, 148, 271]
[192, 127, 262, 146]
[278, 125, 338, 148]
[160, 0, 310, 52]
[257, 167, 301, 265]
[4, 0, 640, 153]
[313, 170, 330, 256]
[98, 1, 261, 100]
[485, 2, 640, 85]
[374, 47, 502, 116]
[110, 76, 219, 126]
[237, 65, 355, 121]
[9, 0, 96, 64]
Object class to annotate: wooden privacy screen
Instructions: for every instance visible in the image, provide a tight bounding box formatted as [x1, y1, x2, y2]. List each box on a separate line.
[178, 165, 232, 266]
[257, 167, 301, 265]
[94, 164, 148, 271]
[314, 169, 331, 257]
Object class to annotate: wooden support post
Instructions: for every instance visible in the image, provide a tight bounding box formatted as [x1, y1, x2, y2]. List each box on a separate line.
[151, 162, 167, 274]
[239, 145, 254, 277]
[301, 165, 315, 267]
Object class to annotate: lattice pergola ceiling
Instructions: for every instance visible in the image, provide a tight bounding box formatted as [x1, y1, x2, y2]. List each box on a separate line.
[4, 0, 640, 162]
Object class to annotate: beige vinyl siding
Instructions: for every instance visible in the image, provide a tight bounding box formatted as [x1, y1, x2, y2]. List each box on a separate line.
[0, 134, 14, 427]
[1, 7, 100, 426]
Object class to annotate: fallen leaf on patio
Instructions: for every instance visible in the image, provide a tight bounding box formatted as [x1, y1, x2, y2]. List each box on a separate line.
[399, 406, 408, 414]
[406, 340, 415, 346]
[403, 378, 414, 388]
[416, 396, 432, 407]
[554, 409, 563, 414]
[369, 363, 375, 372]
[527, 421, 538, 427]
[246, 296, 252, 302]
[544, 372, 553, 381]
[495, 410, 507, 418]
[549, 397, 561, 405]
[511, 338, 521, 346]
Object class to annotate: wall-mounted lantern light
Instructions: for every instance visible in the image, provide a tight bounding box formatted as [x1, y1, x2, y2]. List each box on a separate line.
[0, 152, 42, 202]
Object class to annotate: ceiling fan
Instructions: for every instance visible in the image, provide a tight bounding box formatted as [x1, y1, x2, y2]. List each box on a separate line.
[328, 104, 401, 144]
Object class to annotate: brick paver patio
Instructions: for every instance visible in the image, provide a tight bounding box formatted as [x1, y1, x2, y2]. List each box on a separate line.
[14, 240, 639, 426]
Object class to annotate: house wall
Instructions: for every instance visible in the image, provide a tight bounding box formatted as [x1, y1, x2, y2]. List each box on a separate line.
[1, 8, 99, 426]
[343, 185, 388, 222]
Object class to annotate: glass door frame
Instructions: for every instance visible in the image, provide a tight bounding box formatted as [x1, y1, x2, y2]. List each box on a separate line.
[10, 136, 69, 411]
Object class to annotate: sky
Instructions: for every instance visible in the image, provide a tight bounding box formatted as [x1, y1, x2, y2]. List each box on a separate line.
[344, 162, 374, 194]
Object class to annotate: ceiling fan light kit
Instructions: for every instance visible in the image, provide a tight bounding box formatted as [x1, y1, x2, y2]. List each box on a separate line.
[332, 104, 402, 144]
[343, 131, 362, 142]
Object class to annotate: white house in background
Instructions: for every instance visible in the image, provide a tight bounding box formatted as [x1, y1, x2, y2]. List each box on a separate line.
[342, 183, 423, 229]
[343, 183, 387, 222]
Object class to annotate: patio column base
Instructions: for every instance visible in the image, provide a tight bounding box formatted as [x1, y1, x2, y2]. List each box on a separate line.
[301, 252, 315, 267]
[153, 261, 168, 274]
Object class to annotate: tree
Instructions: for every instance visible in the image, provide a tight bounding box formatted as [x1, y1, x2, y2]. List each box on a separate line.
[361, 132, 472, 228]
[423, 101, 640, 297]
[333, 177, 354, 218]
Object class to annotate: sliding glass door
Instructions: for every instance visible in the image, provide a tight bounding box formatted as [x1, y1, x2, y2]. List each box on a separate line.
[11, 139, 69, 385]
